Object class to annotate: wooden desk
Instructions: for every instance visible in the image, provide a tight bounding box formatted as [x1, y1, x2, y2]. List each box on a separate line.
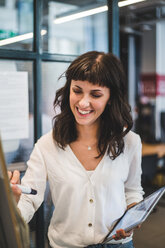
[142, 143, 165, 158]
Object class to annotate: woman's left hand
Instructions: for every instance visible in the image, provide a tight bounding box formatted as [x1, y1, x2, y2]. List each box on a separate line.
[113, 202, 141, 240]
[113, 224, 141, 240]
[112, 229, 133, 240]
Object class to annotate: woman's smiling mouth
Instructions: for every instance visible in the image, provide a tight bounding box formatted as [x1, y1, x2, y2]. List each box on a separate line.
[76, 107, 93, 116]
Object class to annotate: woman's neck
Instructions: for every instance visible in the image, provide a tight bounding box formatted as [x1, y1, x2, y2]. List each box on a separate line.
[76, 123, 99, 144]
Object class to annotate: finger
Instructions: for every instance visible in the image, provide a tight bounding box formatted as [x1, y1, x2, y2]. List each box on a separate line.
[12, 184, 22, 194]
[10, 170, 20, 184]
[114, 229, 125, 240]
[11, 184, 22, 203]
[117, 229, 126, 236]
[8, 171, 13, 180]
[114, 229, 132, 240]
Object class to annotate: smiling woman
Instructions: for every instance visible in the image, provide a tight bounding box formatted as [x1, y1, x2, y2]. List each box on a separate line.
[53, 51, 133, 160]
[9, 51, 143, 248]
[69, 80, 110, 127]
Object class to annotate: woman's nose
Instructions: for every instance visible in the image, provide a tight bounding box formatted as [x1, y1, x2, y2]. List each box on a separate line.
[79, 95, 90, 108]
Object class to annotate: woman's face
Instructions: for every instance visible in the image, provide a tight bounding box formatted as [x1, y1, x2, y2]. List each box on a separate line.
[70, 80, 110, 127]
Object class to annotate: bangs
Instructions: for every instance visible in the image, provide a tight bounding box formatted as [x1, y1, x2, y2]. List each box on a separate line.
[66, 59, 111, 88]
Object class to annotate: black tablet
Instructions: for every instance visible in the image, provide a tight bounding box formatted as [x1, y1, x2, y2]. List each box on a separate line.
[103, 186, 165, 244]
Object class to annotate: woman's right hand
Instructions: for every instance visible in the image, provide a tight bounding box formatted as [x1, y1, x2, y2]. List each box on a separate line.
[8, 170, 22, 203]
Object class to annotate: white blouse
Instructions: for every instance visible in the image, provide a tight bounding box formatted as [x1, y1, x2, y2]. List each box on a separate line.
[18, 130, 144, 248]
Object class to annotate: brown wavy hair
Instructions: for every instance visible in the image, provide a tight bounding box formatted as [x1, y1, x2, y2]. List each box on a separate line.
[53, 51, 133, 160]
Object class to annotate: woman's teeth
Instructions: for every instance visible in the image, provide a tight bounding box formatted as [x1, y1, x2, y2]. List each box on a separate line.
[78, 108, 91, 115]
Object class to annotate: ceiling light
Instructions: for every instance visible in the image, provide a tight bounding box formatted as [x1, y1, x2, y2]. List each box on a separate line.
[118, 0, 146, 7]
[54, 0, 147, 24]
[54, 6, 108, 24]
[0, 30, 47, 47]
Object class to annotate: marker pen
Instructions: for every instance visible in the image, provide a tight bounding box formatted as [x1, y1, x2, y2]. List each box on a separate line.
[10, 183, 37, 195]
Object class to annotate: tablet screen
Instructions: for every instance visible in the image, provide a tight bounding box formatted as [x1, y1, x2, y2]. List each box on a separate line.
[103, 186, 165, 243]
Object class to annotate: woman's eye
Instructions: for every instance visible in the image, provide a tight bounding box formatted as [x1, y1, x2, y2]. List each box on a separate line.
[73, 89, 82, 94]
[91, 94, 102, 98]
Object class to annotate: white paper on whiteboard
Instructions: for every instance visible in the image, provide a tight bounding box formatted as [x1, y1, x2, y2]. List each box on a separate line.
[0, 72, 29, 140]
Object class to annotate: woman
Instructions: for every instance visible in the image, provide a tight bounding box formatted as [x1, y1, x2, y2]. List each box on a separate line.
[9, 51, 144, 248]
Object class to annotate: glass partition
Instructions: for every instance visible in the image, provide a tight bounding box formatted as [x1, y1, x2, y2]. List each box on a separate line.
[42, 0, 108, 55]
[41, 61, 70, 135]
[0, 0, 33, 50]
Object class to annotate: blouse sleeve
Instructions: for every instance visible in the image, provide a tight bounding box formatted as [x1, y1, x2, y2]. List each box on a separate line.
[17, 143, 47, 223]
[124, 135, 144, 206]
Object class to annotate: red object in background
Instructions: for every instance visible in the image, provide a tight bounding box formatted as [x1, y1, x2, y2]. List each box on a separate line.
[156, 75, 165, 96]
[140, 74, 165, 97]
[140, 74, 156, 97]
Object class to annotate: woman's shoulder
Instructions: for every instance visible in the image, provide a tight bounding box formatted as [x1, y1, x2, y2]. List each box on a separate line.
[36, 130, 56, 149]
[124, 130, 141, 149]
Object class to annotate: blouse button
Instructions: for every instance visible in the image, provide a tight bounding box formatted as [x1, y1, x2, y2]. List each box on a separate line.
[88, 223, 92, 227]
[89, 199, 93, 203]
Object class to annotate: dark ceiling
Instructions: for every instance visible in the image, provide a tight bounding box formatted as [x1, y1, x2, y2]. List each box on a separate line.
[120, 0, 165, 34]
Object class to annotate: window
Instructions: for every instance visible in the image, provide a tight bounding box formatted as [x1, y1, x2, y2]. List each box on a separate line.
[42, 0, 108, 55]
[41, 61, 69, 134]
[0, 0, 33, 51]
